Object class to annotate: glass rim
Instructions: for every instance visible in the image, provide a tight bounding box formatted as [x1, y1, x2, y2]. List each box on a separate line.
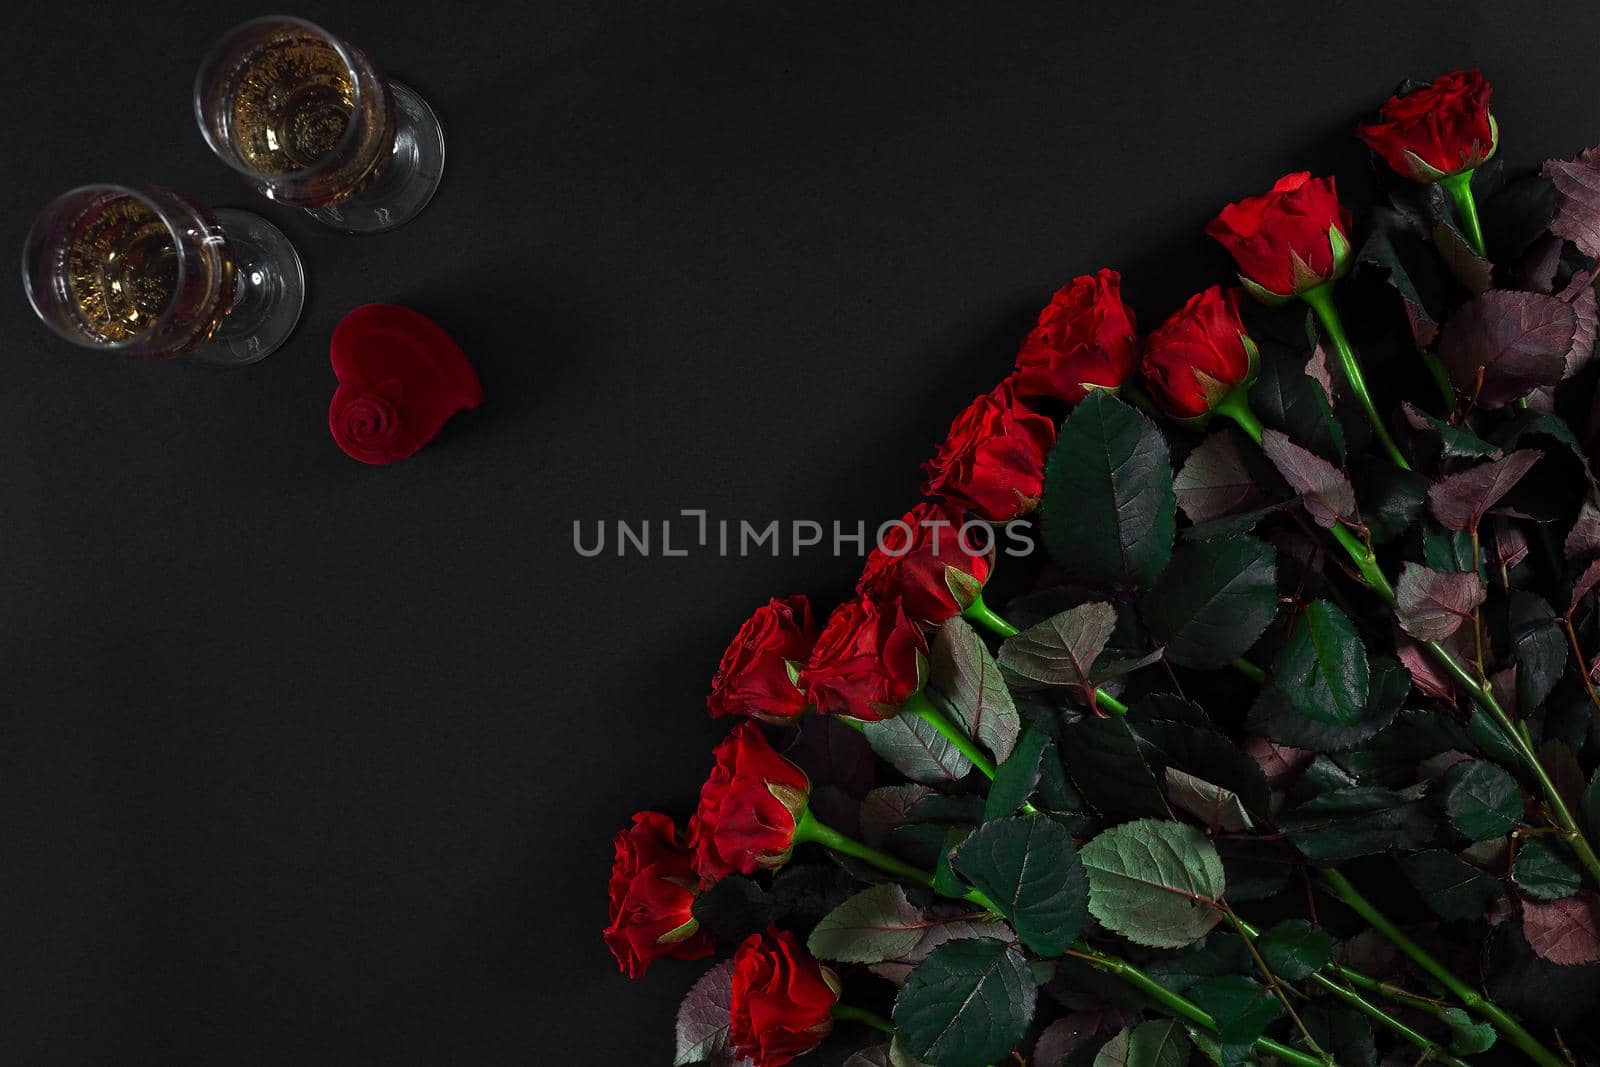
[21, 183, 190, 353]
[193, 14, 369, 187]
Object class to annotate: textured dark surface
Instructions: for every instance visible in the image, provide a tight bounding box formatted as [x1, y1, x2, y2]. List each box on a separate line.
[5, 2, 1600, 1063]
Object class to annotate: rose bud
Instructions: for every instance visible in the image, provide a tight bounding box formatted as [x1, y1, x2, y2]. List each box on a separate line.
[1206, 172, 1354, 303]
[729, 926, 840, 1067]
[1012, 268, 1140, 404]
[801, 595, 928, 721]
[856, 501, 993, 626]
[1141, 286, 1259, 421]
[707, 595, 818, 723]
[689, 722, 811, 885]
[1357, 69, 1497, 182]
[921, 379, 1057, 522]
[602, 811, 714, 978]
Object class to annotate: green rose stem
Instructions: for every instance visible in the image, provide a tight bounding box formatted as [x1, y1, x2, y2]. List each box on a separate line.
[791, 807, 1000, 913]
[1064, 944, 1327, 1067]
[958, 602, 1131, 717]
[1298, 283, 1413, 471]
[1229, 916, 1469, 1067]
[830, 1003, 894, 1035]
[1319, 870, 1566, 1067]
[1438, 170, 1489, 259]
[1325, 525, 1600, 888]
[801, 808, 1327, 1067]
[1217, 386, 1600, 884]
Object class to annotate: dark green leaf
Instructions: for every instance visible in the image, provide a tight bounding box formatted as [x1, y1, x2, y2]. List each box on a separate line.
[953, 816, 1088, 956]
[1271, 600, 1369, 726]
[1441, 759, 1522, 840]
[984, 724, 1048, 821]
[1281, 787, 1436, 864]
[1142, 536, 1277, 669]
[1059, 716, 1168, 818]
[997, 602, 1117, 694]
[1355, 461, 1428, 543]
[1092, 1020, 1191, 1067]
[1401, 403, 1500, 460]
[808, 884, 931, 963]
[1042, 392, 1176, 589]
[930, 618, 1020, 762]
[692, 876, 772, 949]
[1188, 975, 1283, 1067]
[1217, 837, 1295, 903]
[1397, 849, 1503, 921]
[1420, 525, 1479, 573]
[1509, 591, 1566, 713]
[1483, 918, 1600, 1027]
[1245, 656, 1406, 753]
[894, 938, 1036, 1067]
[863, 712, 973, 784]
[1132, 719, 1270, 814]
[1145, 934, 1254, 993]
[1251, 347, 1345, 462]
[1256, 919, 1335, 981]
[931, 826, 970, 899]
[1513, 838, 1582, 901]
[1299, 1003, 1375, 1067]
[1081, 819, 1225, 948]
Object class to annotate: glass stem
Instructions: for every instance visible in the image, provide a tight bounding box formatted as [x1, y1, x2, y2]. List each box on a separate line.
[1301, 284, 1412, 471]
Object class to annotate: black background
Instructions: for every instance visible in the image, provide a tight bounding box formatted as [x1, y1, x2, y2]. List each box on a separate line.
[5, 2, 1600, 1063]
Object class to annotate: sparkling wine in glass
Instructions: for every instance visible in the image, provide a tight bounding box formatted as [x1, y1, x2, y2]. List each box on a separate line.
[22, 185, 304, 364]
[195, 16, 446, 234]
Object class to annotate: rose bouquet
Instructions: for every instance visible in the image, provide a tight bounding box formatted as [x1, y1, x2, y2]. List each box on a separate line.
[607, 70, 1600, 1066]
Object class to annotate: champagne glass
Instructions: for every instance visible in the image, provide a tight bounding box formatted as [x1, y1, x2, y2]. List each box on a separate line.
[194, 16, 446, 234]
[22, 184, 304, 365]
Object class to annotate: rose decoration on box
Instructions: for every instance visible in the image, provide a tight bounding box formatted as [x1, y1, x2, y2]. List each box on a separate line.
[606, 69, 1600, 1067]
[328, 304, 482, 464]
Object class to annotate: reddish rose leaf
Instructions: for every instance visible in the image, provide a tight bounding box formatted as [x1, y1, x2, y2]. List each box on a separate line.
[1437, 290, 1575, 409]
[1395, 563, 1487, 642]
[1174, 432, 1268, 524]
[674, 959, 754, 1067]
[1427, 450, 1543, 532]
[1396, 625, 1471, 702]
[1241, 736, 1312, 787]
[1522, 894, 1600, 967]
[1565, 502, 1600, 563]
[1491, 518, 1530, 573]
[1544, 146, 1600, 260]
[1570, 558, 1600, 616]
[1559, 272, 1598, 377]
[1305, 345, 1334, 403]
[1260, 428, 1354, 528]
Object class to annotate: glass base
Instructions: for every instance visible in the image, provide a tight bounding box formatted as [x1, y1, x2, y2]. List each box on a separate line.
[197, 209, 305, 366]
[303, 80, 446, 234]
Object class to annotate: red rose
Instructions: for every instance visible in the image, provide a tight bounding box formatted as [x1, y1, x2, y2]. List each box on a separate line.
[729, 927, 839, 1067]
[1013, 269, 1140, 404]
[857, 501, 993, 625]
[689, 722, 811, 884]
[801, 595, 927, 721]
[1205, 173, 1353, 300]
[707, 595, 818, 722]
[602, 812, 713, 979]
[921, 379, 1057, 522]
[329, 304, 483, 464]
[1141, 286, 1257, 419]
[1357, 69, 1496, 181]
